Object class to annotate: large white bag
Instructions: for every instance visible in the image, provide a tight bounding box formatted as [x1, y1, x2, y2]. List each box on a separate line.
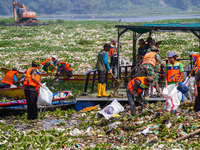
[163, 85, 182, 111]
[162, 84, 176, 99]
[95, 99, 124, 120]
[183, 77, 194, 100]
[38, 83, 53, 106]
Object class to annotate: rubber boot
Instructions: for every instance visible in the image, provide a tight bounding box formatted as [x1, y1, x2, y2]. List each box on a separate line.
[101, 83, 109, 97]
[97, 83, 102, 98]
[131, 109, 136, 116]
[155, 82, 162, 97]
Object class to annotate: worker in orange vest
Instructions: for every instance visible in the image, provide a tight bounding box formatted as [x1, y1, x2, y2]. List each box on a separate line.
[189, 53, 200, 64]
[127, 76, 154, 116]
[1, 68, 19, 88]
[188, 53, 200, 78]
[109, 39, 119, 77]
[54, 61, 73, 79]
[141, 47, 164, 97]
[23, 61, 42, 120]
[42, 55, 58, 73]
[194, 69, 200, 112]
[165, 52, 184, 87]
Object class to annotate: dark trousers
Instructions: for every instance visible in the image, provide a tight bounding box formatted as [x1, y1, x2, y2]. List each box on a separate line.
[25, 90, 38, 120]
[194, 88, 200, 112]
[98, 70, 106, 84]
[110, 56, 118, 67]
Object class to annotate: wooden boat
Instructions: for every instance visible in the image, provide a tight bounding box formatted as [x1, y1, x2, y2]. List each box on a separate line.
[1, 67, 127, 81]
[0, 90, 75, 116]
[0, 87, 25, 99]
[0, 90, 71, 107]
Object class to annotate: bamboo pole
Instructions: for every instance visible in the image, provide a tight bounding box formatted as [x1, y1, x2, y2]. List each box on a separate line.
[173, 128, 200, 142]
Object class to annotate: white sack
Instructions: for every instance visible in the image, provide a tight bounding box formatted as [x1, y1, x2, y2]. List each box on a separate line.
[183, 77, 194, 100]
[95, 99, 124, 120]
[163, 85, 182, 111]
[10, 84, 17, 88]
[38, 83, 53, 106]
[162, 84, 176, 99]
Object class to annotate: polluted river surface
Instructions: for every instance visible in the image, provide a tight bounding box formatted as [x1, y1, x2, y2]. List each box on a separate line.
[1, 101, 200, 149]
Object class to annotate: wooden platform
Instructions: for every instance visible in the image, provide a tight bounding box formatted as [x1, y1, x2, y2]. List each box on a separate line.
[76, 88, 165, 101]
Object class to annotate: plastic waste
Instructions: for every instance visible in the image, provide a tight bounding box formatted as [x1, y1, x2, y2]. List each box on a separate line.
[95, 99, 124, 120]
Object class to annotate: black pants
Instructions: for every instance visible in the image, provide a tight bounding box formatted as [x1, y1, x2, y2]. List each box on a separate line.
[194, 88, 200, 112]
[110, 56, 118, 67]
[25, 90, 38, 120]
[98, 70, 106, 84]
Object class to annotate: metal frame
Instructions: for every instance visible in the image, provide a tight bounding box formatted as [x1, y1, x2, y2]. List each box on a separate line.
[115, 24, 200, 78]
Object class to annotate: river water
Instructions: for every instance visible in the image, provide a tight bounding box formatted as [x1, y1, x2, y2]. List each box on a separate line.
[38, 14, 200, 22]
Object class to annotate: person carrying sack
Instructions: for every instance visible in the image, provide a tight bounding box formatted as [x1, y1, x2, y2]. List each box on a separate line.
[126, 76, 154, 116]
[23, 61, 42, 120]
[96, 43, 112, 97]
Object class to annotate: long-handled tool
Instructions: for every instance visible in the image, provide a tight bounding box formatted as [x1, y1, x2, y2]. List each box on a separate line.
[139, 101, 154, 113]
[109, 70, 121, 95]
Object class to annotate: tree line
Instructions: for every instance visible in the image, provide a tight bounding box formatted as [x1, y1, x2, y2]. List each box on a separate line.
[0, 0, 199, 15]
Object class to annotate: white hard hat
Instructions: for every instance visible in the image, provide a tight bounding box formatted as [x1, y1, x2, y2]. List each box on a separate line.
[52, 55, 57, 59]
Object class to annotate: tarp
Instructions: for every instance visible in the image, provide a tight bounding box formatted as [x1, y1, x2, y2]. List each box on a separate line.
[117, 23, 200, 34]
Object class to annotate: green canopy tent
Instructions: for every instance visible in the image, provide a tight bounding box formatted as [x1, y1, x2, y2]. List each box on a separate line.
[115, 23, 200, 78]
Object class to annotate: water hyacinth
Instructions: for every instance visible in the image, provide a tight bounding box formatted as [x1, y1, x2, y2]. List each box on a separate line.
[0, 19, 200, 149]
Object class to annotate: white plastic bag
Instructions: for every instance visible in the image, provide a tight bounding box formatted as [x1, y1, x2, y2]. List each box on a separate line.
[95, 99, 124, 120]
[38, 83, 53, 106]
[183, 77, 194, 100]
[162, 84, 176, 99]
[10, 84, 17, 88]
[163, 85, 182, 111]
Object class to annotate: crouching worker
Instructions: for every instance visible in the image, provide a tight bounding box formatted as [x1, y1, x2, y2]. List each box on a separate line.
[194, 69, 200, 112]
[55, 61, 73, 79]
[23, 61, 42, 120]
[42, 55, 58, 73]
[1, 68, 19, 88]
[127, 76, 154, 116]
[96, 43, 111, 97]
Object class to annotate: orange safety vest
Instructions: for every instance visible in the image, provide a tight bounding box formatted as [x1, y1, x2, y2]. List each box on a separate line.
[167, 61, 184, 83]
[142, 52, 157, 67]
[58, 62, 72, 72]
[192, 54, 200, 62]
[23, 67, 41, 90]
[195, 57, 200, 74]
[1, 70, 18, 85]
[127, 77, 148, 95]
[108, 44, 118, 57]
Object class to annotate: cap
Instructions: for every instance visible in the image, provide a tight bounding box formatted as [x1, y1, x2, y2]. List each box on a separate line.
[111, 39, 116, 42]
[52, 55, 57, 59]
[167, 51, 177, 58]
[138, 39, 145, 45]
[104, 43, 111, 48]
[189, 52, 194, 57]
[33, 61, 41, 66]
[12, 68, 18, 71]
[146, 37, 152, 42]
[146, 76, 154, 85]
